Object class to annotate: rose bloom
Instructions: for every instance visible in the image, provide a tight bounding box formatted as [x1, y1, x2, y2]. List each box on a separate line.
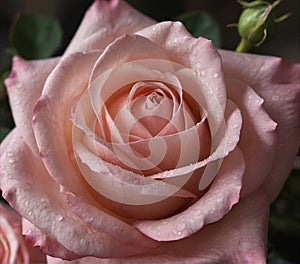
[0, 203, 46, 264]
[0, 0, 299, 263]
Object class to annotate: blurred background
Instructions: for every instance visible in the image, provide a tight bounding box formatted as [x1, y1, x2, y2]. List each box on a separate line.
[0, 0, 299, 263]
[1, 0, 299, 67]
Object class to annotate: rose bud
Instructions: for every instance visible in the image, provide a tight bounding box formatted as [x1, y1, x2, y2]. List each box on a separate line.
[237, 0, 290, 47]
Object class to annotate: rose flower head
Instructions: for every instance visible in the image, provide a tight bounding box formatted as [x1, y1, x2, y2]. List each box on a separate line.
[0, 0, 299, 263]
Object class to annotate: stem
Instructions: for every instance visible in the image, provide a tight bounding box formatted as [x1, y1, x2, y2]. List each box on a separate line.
[235, 38, 252, 53]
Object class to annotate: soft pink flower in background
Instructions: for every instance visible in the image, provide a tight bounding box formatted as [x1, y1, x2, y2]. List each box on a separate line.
[0, 203, 46, 264]
[0, 0, 299, 263]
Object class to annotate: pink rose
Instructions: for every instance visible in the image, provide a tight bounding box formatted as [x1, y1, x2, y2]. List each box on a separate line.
[0, 0, 299, 263]
[0, 203, 46, 264]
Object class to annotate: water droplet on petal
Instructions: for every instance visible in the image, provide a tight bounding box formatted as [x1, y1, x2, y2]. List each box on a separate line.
[272, 94, 280, 101]
[8, 158, 16, 164]
[7, 152, 14, 157]
[28, 211, 35, 220]
[55, 214, 64, 222]
[212, 72, 219, 79]
[25, 200, 29, 206]
[176, 222, 186, 232]
[200, 70, 206, 77]
[173, 229, 182, 236]
[217, 198, 223, 203]
[86, 216, 94, 223]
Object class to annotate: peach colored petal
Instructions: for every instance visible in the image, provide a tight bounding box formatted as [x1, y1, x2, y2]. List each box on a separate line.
[22, 218, 79, 260]
[226, 78, 277, 197]
[137, 21, 227, 113]
[148, 100, 241, 190]
[220, 50, 300, 201]
[136, 101, 245, 241]
[32, 51, 100, 196]
[134, 146, 244, 241]
[46, 187, 269, 264]
[4, 56, 60, 155]
[74, 139, 196, 204]
[0, 130, 160, 259]
[64, 0, 155, 55]
[66, 194, 160, 248]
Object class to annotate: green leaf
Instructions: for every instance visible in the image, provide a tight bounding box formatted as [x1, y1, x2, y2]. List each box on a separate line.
[10, 14, 62, 59]
[0, 127, 10, 142]
[177, 11, 222, 48]
[0, 70, 10, 102]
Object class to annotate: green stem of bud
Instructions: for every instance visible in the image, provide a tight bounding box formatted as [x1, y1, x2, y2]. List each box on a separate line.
[235, 38, 253, 52]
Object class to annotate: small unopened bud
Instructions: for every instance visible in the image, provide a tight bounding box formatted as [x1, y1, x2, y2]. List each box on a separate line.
[234, 0, 290, 52]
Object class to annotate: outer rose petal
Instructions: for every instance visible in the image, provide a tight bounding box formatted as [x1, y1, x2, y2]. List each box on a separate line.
[0, 130, 159, 259]
[4, 56, 60, 155]
[220, 50, 300, 201]
[32, 51, 100, 196]
[64, 0, 155, 55]
[226, 78, 277, 197]
[22, 218, 80, 260]
[47, 189, 269, 264]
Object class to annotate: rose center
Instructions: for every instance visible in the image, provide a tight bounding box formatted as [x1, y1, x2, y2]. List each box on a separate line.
[146, 92, 164, 110]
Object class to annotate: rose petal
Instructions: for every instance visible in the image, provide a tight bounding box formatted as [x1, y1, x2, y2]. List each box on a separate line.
[0, 130, 160, 259]
[134, 146, 244, 241]
[32, 51, 100, 195]
[22, 218, 79, 260]
[66, 194, 160, 248]
[220, 50, 300, 201]
[4, 56, 60, 155]
[226, 78, 277, 197]
[137, 21, 227, 112]
[74, 138, 196, 204]
[47, 189, 269, 264]
[148, 100, 242, 190]
[64, 0, 155, 55]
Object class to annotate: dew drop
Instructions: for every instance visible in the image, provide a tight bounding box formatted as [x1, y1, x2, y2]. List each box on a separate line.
[80, 238, 84, 244]
[86, 216, 94, 223]
[25, 200, 29, 206]
[233, 123, 239, 129]
[55, 214, 64, 222]
[8, 158, 16, 164]
[200, 70, 206, 77]
[212, 72, 219, 79]
[195, 210, 202, 217]
[217, 198, 223, 203]
[176, 222, 186, 232]
[272, 94, 280, 101]
[7, 152, 14, 157]
[173, 230, 182, 236]
[28, 211, 35, 220]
